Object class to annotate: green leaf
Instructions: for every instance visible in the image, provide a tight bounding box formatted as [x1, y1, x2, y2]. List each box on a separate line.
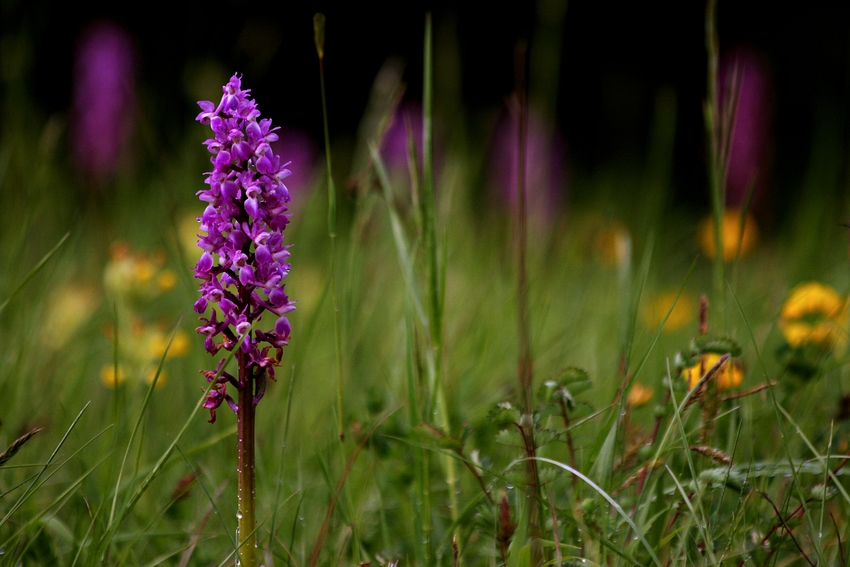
[516, 545, 531, 567]
[531, 428, 561, 447]
[489, 402, 520, 425]
[691, 334, 742, 357]
[495, 429, 525, 448]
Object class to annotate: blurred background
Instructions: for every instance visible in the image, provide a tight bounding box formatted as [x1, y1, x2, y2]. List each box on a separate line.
[2, 2, 850, 563]
[3, 0, 849, 218]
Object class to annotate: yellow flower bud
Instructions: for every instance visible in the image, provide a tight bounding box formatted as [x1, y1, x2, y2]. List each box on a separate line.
[682, 353, 743, 391]
[627, 382, 654, 407]
[698, 209, 758, 261]
[156, 270, 177, 291]
[643, 291, 695, 332]
[145, 367, 168, 388]
[100, 365, 126, 388]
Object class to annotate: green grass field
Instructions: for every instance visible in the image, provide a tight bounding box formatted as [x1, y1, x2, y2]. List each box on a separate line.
[1, 7, 850, 567]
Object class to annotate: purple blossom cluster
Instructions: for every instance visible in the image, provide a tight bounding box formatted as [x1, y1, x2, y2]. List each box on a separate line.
[719, 46, 772, 209]
[72, 21, 136, 183]
[194, 74, 295, 423]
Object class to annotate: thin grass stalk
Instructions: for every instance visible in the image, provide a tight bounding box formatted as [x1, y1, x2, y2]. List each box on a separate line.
[407, 218, 430, 567]
[514, 46, 532, 418]
[267, 365, 297, 557]
[586, 236, 654, 490]
[513, 39, 544, 566]
[109, 317, 182, 531]
[728, 287, 830, 565]
[370, 141, 431, 562]
[0, 402, 90, 530]
[820, 423, 834, 552]
[175, 451, 234, 564]
[0, 231, 68, 315]
[95, 331, 247, 564]
[422, 14, 441, 346]
[533, 458, 662, 567]
[313, 12, 345, 442]
[11, 455, 109, 565]
[70, 504, 99, 567]
[0, 430, 110, 554]
[308, 407, 399, 566]
[704, 0, 726, 331]
[421, 12, 461, 557]
[666, 381, 717, 564]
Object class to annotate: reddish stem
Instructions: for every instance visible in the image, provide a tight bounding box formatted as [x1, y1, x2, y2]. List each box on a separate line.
[236, 351, 257, 567]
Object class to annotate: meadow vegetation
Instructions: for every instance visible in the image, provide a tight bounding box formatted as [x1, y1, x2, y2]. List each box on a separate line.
[1, 6, 849, 567]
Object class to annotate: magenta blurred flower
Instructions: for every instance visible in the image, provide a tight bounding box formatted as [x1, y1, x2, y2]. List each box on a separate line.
[380, 103, 425, 173]
[271, 128, 317, 208]
[719, 46, 772, 208]
[489, 105, 566, 227]
[71, 21, 137, 183]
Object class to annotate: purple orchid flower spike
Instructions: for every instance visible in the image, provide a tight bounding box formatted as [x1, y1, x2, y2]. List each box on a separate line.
[194, 73, 295, 422]
[195, 73, 294, 567]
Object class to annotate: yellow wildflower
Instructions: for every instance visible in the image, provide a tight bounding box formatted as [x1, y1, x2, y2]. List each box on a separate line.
[627, 382, 654, 407]
[104, 242, 174, 299]
[149, 328, 190, 360]
[156, 270, 177, 291]
[100, 365, 126, 388]
[698, 209, 758, 261]
[145, 367, 168, 388]
[779, 282, 847, 349]
[682, 353, 743, 391]
[595, 222, 631, 268]
[43, 284, 99, 349]
[133, 258, 156, 284]
[643, 291, 695, 332]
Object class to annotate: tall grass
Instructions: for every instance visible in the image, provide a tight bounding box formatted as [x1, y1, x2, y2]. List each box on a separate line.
[0, 6, 849, 567]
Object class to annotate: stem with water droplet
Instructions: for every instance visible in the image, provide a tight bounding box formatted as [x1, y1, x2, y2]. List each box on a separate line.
[236, 350, 257, 567]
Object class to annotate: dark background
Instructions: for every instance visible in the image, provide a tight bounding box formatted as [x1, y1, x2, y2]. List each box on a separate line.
[4, 0, 849, 210]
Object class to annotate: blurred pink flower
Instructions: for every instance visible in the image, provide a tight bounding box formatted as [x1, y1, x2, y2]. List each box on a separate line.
[271, 128, 318, 208]
[381, 103, 423, 171]
[376, 102, 446, 203]
[71, 21, 137, 183]
[719, 46, 772, 208]
[489, 105, 566, 227]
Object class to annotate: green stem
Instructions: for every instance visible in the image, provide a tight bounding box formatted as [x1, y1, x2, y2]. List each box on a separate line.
[705, 0, 725, 330]
[422, 12, 441, 347]
[237, 353, 257, 567]
[314, 13, 345, 441]
[515, 40, 543, 566]
[421, 13, 459, 558]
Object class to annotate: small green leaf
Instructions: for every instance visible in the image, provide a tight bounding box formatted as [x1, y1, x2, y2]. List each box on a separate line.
[532, 428, 561, 447]
[495, 429, 525, 448]
[489, 402, 520, 425]
[437, 435, 463, 452]
[691, 334, 742, 357]
[557, 366, 591, 384]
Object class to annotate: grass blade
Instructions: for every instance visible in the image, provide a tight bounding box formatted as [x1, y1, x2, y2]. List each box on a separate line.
[0, 231, 69, 315]
[531, 457, 662, 567]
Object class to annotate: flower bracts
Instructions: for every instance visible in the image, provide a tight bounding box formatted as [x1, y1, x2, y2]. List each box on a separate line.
[194, 74, 295, 422]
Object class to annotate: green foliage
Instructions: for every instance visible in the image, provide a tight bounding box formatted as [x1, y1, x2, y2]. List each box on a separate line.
[1, 10, 850, 567]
